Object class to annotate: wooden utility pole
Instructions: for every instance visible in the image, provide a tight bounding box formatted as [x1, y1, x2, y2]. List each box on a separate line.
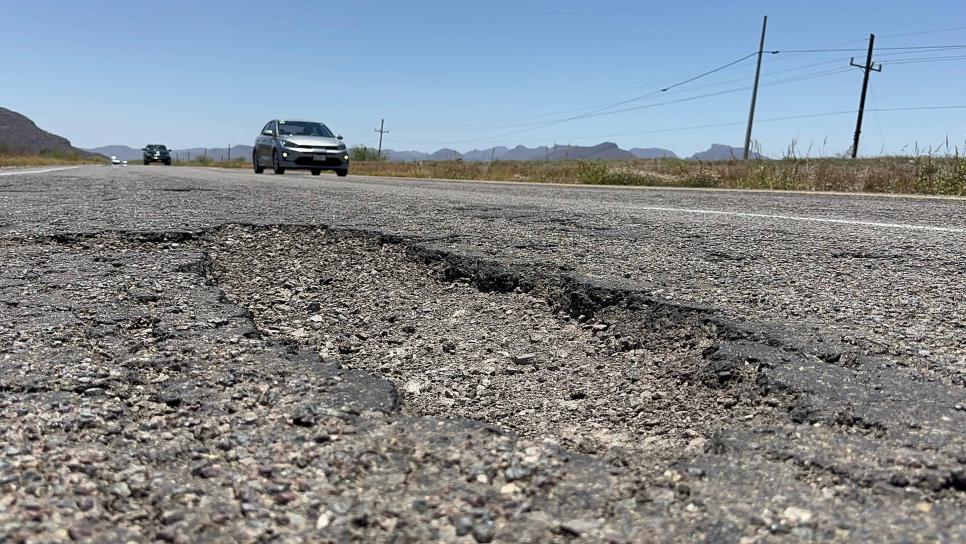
[374, 119, 390, 158]
[743, 15, 768, 160]
[850, 34, 881, 158]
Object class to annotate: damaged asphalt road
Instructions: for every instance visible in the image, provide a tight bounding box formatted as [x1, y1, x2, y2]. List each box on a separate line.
[0, 166, 964, 542]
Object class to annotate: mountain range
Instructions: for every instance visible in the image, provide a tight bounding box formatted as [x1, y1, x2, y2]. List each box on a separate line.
[3, 107, 763, 163]
[88, 142, 759, 163]
[0, 107, 95, 158]
[381, 142, 760, 162]
[84, 138, 761, 164]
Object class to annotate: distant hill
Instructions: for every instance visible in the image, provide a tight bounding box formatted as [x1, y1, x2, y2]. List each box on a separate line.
[91, 141, 764, 164]
[385, 142, 648, 162]
[688, 144, 761, 161]
[629, 147, 678, 159]
[383, 149, 431, 162]
[429, 148, 462, 161]
[87, 144, 254, 162]
[0, 107, 94, 157]
[551, 142, 636, 160]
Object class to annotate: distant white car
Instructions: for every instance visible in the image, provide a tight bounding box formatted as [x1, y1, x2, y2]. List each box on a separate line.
[122, 160, 128, 166]
[111, 155, 121, 165]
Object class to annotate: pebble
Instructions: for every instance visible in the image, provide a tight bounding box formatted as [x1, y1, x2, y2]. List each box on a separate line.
[454, 515, 474, 536]
[111, 482, 132, 498]
[512, 353, 537, 364]
[781, 506, 813, 526]
[471, 520, 496, 543]
[560, 518, 601, 536]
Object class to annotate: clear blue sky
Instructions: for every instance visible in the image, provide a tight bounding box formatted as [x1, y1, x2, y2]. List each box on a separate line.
[3, 0, 965, 157]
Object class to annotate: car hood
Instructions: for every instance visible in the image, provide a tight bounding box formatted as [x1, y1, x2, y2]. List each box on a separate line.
[280, 136, 343, 147]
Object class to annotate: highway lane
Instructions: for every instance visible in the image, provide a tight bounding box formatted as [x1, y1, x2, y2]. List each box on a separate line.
[4, 165, 964, 381]
[2, 164, 964, 541]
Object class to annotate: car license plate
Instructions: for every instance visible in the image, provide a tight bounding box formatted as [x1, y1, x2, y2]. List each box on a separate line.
[313, 154, 326, 161]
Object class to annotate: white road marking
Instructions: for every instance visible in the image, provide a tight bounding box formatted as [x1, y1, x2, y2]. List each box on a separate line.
[0, 166, 84, 177]
[634, 205, 966, 234]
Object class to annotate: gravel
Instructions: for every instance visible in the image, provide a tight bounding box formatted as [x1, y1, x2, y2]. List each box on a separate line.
[206, 226, 779, 469]
[1, 166, 964, 541]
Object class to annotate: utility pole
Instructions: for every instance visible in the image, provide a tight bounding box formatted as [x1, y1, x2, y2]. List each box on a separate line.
[374, 119, 389, 158]
[743, 15, 768, 160]
[227, 144, 231, 162]
[850, 34, 881, 158]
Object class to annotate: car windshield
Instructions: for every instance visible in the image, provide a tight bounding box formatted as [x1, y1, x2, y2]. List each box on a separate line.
[277, 121, 334, 138]
[146, 145, 167, 151]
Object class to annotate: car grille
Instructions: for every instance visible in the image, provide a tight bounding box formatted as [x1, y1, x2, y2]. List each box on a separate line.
[294, 157, 344, 167]
[292, 145, 340, 150]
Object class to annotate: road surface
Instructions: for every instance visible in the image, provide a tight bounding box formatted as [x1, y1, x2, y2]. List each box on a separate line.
[1, 165, 964, 542]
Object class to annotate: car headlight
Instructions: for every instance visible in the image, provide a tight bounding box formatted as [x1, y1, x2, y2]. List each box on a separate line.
[338, 143, 346, 150]
[281, 140, 298, 148]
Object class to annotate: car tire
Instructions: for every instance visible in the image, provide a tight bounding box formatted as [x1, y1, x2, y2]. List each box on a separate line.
[143, 160, 149, 165]
[253, 152, 264, 174]
[311, 169, 321, 176]
[336, 168, 348, 178]
[272, 150, 285, 175]
[164, 160, 171, 166]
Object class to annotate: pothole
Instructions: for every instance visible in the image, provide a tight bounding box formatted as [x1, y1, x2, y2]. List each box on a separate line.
[204, 225, 787, 471]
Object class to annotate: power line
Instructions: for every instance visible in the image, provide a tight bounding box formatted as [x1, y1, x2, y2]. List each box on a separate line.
[513, 51, 763, 128]
[879, 54, 966, 65]
[394, 57, 850, 135]
[660, 52, 762, 92]
[396, 67, 858, 147]
[444, 63, 858, 146]
[383, 32, 966, 148]
[389, 31, 965, 132]
[391, 52, 761, 136]
[877, 25, 966, 39]
[388, 105, 966, 149]
[391, 40, 966, 138]
[568, 67, 853, 119]
[399, 52, 763, 144]
[775, 44, 966, 53]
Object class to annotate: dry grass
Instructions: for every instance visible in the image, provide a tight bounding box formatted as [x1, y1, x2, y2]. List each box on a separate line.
[0, 153, 106, 167]
[173, 158, 248, 169]
[169, 154, 966, 196]
[348, 155, 966, 195]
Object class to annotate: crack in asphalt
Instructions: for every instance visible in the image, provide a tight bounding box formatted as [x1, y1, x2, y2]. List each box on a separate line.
[1, 204, 964, 540]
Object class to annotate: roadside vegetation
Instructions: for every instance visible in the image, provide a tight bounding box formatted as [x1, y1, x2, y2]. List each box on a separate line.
[348, 153, 966, 196]
[349, 145, 386, 162]
[165, 147, 966, 196]
[171, 156, 245, 168]
[0, 150, 106, 167]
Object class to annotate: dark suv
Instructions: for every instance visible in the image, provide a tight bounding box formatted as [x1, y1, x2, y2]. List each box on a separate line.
[143, 145, 172, 165]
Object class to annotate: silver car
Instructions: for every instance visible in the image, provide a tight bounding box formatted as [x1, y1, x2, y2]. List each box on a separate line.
[253, 119, 349, 176]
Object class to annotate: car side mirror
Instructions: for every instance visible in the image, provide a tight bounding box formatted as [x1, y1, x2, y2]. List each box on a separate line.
[336, 135, 343, 140]
[262, 130, 274, 136]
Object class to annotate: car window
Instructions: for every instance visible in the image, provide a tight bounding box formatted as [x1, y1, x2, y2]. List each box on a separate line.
[277, 121, 334, 138]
